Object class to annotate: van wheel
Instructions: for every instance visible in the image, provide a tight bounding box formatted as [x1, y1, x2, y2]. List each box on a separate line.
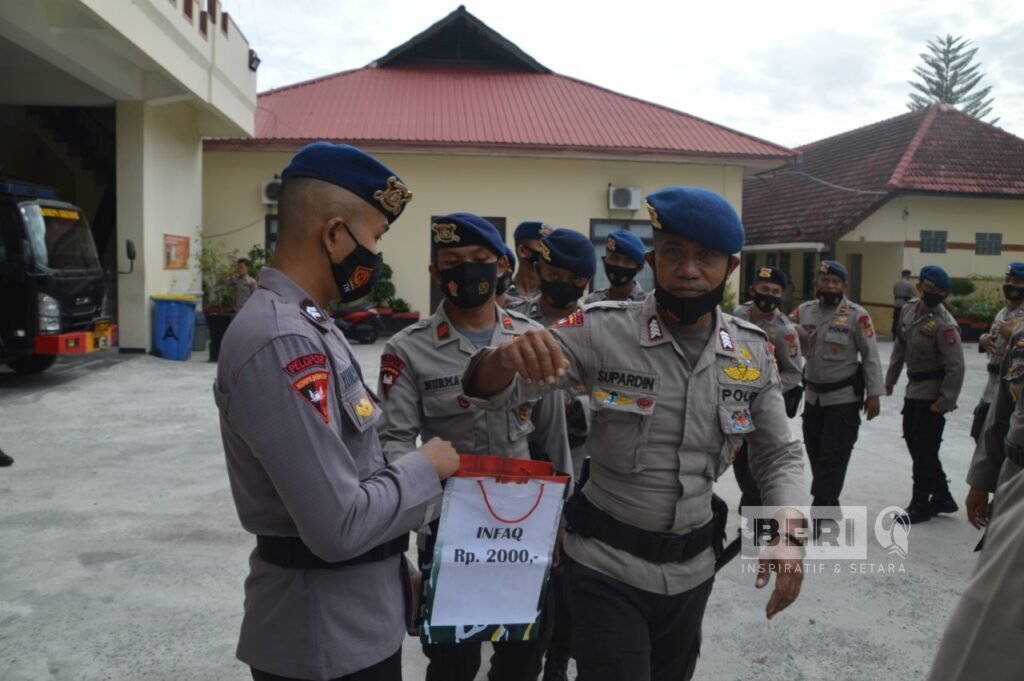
[356, 327, 379, 345]
[6, 354, 57, 374]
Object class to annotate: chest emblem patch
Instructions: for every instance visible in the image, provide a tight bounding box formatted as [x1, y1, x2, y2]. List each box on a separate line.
[291, 371, 330, 423]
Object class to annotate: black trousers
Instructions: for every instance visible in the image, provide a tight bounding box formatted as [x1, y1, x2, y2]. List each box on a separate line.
[568, 559, 713, 681]
[251, 649, 401, 681]
[902, 398, 950, 499]
[731, 440, 763, 511]
[418, 526, 550, 681]
[802, 401, 862, 506]
[543, 570, 572, 676]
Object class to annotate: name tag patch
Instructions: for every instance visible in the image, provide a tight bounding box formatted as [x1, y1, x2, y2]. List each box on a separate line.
[423, 375, 462, 392]
[596, 369, 656, 392]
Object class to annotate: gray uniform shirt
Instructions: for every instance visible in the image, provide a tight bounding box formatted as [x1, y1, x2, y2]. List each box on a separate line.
[792, 298, 885, 406]
[225, 274, 258, 310]
[885, 301, 965, 410]
[927, 470, 1024, 681]
[893, 279, 915, 307]
[979, 304, 1024, 404]
[967, 326, 1024, 492]
[732, 302, 805, 392]
[214, 267, 442, 680]
[464, 296, 807, 595]
[583, 282, 647, 304]
[377, 302, 571, 475]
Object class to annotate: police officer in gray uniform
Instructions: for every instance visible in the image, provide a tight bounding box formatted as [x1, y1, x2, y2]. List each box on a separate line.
[731, 265, 804, 509]
[965, 322, 1024, 530]
[885, 265, 965, 524]
[215, 142, 460, 681]
[791, 260, 884, 512]
[970, 262, 1024, 443]
[464, 187, 807, 681]
[583, 230, 648, 304]
[505, 221, 553, 305]
[377, 212, 571, 681]
[512, 229, 596, 328]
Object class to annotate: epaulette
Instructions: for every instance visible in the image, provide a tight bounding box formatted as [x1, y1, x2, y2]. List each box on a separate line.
[504, 308, 534, 324]
[726, 313, 769, 338]
[392, 317, 432, 342]
[582, 300, 635, 312]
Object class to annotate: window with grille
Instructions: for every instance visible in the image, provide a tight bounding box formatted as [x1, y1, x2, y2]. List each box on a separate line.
[920, 230, 947, 254]
[976, 232, 1002, 256]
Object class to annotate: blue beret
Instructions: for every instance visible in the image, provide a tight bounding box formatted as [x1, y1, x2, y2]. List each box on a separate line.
[514, 220, 554, 242]
[605, 230, 646, 267]
[644, 187, 744, 254]
[430, 213, 505, 257]
[919, 265, 951, 292]
[817, 260, 848, 282]
[503, 244, 516, 271]
[1007, 262, 1024, 279]
[753, 265, 789, 289]
[540, 229, 597, 278]
[281, 141, 412, 223]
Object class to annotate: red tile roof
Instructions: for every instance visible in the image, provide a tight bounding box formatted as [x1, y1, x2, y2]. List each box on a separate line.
[743, 104, 1024, 245]
[214, 65, 793, 162]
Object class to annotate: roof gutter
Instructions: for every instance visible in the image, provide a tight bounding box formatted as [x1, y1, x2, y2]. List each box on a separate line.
[744, 242, 827, 252]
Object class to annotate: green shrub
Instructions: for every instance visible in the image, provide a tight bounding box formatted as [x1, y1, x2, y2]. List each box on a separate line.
[949, 277, 976, 297]
[945, 296, 1001, 323]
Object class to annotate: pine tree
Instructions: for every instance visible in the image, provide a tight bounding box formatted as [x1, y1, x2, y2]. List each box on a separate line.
[907, 34, 998, 124]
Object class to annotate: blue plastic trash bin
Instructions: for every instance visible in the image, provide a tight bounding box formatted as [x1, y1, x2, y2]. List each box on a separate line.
[151, 295, 198, 361]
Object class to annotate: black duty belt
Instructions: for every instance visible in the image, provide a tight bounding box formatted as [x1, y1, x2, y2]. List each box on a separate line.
[908, 369, 945, 382]
[804, 374, 857, 393]
[987, 364, 1001, 376]
[1006, 440, 1024, 468]
[565, 491, 719, 564]
[257, 533, 409, 570]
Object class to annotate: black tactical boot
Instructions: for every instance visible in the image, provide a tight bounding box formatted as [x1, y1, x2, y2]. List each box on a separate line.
[899, 498, 932, 525]
[929, 490, 959, 515]
[0, 449, 13, 467]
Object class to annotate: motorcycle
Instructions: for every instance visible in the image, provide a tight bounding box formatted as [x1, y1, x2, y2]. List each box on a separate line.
[334, 302, 385, 344]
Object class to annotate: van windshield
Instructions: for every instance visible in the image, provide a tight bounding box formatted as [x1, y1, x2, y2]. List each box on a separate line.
[20, 203, 101, 270]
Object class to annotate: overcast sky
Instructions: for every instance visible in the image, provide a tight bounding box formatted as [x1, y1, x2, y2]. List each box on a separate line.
[232, 0, 1023, 148]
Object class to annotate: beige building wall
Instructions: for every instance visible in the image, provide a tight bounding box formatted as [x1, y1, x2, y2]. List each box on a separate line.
[840, 195, 1024, 328]
[117, 101, 203, 350]
[203, 150, 747, 316]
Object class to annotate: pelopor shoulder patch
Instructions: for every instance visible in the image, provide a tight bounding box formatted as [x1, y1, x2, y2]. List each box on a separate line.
[284, 353, 327, 376]
[291, 371, 330, 423]
[379, 353, 406, 399]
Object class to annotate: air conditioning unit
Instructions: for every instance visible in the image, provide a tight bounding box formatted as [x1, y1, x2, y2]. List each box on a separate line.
[260, 178, 282, 205]
[608, 185, 642, 211]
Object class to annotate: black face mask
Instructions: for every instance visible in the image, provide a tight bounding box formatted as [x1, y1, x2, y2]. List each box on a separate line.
[439, 261, 498, 310]
[496, 270, 513, 296]
[540, 278, 585, 309]
[524, 249, 542, 265]
[753, 292, 783, 313]
[654, 277, 727, 325]
[816, 290, 842, 307]
[921, 292, 946, 308]
[604, 262, 639, 287]
[1004, 284, 1024, 301]
[328, 225, 383, 303]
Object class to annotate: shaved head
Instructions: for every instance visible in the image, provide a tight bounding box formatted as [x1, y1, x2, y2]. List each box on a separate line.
[277, 177, 376, 246]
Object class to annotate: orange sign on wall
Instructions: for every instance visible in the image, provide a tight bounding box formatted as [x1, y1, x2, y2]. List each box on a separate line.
[164, 234, 190, 269]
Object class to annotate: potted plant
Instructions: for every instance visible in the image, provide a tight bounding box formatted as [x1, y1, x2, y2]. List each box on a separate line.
[391, 298, 421, 332]
[945, 278, 1000, 342]
[370, 263, 397, 332]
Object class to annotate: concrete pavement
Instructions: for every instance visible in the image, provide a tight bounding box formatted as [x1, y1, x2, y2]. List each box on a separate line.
[0, 339, 991, 680]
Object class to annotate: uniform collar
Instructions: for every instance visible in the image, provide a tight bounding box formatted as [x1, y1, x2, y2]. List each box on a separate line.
[430, 300, 511, 351]
[258, 267, 331, 329]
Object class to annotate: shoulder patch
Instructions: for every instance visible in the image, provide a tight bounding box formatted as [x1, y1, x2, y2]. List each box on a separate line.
[291, 371, 330, 423]
[379, 353, 406, 399]
[944, 328, 959, 346]
[284, 353, 327, 376]
[859, 314, 875, 338]
[555, 310, 585, 328]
